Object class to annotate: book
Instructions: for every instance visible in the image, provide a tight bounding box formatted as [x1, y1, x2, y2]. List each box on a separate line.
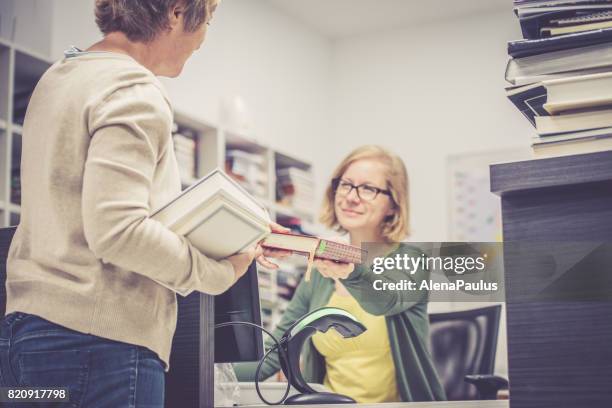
[276, 167, 314, 214]
[533, 125, 612, 142]
[152, 168, 271, 264]
[505, 42, 612, 85]
[516, 3, 612, 39]
[535, 108, 612, 135]
[516, 3, 612, 19]
[514, 0, 612, 7]
[506, 83, 549, 126]
[262, 232, 365, 263]
[225, 149, 268, 199]
[510, 67, 612, 86]
[532, 133, 612, 157]
[508, 27, 612, 58]
[542, 71, 612, 113]
[552, 9, 612, 25]
[506, 72, 612, 125]
[261, 232, 366, 281]
[542, 18, 612, 35]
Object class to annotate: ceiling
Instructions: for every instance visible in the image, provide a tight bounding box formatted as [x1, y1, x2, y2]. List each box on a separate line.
[266, 0, 510, 40]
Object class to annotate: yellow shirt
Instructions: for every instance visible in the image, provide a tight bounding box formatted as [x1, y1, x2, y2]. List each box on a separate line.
[311, 291, 400, 403]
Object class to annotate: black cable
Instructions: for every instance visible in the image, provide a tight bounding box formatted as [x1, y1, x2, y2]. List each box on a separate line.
[214, 321, 292, 405]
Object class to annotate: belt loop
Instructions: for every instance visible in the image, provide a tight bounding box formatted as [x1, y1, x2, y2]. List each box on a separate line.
[0, 314, 20, 387]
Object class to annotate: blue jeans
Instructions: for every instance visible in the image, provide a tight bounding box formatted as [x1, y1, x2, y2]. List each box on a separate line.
[0, 312, 165, 407]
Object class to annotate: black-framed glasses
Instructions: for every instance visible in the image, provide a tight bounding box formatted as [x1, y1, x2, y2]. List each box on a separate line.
[332, 178, 391, 201]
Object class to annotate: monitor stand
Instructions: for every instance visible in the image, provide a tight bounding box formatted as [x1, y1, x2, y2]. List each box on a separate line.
[165, 292, 215, 408]
[284, 392, 356, 405]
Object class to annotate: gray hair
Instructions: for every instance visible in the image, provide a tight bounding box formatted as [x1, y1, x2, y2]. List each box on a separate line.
[95, 0, 212, 42]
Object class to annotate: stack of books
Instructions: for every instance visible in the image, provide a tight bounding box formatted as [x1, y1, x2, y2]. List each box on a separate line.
[506, 0, 612, 157]
[225, 149, 268, 199]
[172, 128, 197, 185]
[276, 167, 314, 215]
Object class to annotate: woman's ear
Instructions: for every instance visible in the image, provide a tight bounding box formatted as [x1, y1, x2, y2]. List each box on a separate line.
[385, 204, 396, 218]
[384, 211, 396, 223]
[168, 3, 184, 30]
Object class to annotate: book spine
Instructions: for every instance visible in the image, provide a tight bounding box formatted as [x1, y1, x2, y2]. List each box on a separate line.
[509, 27, 612, 57]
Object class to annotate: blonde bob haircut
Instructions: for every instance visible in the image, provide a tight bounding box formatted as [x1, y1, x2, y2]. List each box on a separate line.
[319, 145, 410, 242]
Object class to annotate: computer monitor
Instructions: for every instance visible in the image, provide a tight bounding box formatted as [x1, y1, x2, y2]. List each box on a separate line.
[214, 261, 264, 362]
[166, 261, 264, 407]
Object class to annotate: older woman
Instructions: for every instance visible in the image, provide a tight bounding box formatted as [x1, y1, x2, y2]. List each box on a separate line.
[236, 145, 446, 403]
[0, 1, 285, 407]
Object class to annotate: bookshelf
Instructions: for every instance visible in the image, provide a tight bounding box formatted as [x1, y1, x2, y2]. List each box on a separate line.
[0, 37, 318, 332]
[0, 38, 51, 229]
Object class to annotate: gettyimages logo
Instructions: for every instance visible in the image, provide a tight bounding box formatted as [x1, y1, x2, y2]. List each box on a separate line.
[362, 242, 504, 302]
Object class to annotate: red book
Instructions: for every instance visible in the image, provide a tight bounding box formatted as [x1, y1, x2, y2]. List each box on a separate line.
[261, 232, 366, 264]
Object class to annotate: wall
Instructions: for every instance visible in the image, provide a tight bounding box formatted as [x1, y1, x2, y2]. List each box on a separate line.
[328, 9, 533, 243]
[49, 0, 334, 189]
[0, 0, 53, 56]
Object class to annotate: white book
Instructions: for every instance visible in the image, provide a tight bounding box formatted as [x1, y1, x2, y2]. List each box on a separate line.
[533, 126, 612, 144]
[152, 169, 272, 294]
[535, 109, 612, 135]
[532, 135, 612, 158]
[543, 71, 612, 114]
[505, 43, 612, 85]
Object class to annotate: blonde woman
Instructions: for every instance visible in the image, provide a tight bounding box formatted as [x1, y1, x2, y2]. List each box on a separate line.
[236, 145, 446, 403]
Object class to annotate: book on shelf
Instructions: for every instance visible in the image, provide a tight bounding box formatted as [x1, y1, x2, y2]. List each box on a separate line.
[276, 166, 314, 214]
[225, 149, 267, 198]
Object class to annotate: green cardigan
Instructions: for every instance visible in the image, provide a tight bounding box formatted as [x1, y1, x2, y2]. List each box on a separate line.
[234, 244, 447, 402]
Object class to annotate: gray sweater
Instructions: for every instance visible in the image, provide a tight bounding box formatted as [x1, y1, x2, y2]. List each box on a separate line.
[6, 51, 234, 368]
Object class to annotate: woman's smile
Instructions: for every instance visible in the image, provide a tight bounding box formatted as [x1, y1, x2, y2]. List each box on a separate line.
[340, 207, 364, 217]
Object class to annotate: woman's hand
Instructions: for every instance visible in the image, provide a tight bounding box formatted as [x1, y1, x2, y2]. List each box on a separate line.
[256, 222, 293, 269]
[314, 259, 354, 280]
[227, 245, 264, 282]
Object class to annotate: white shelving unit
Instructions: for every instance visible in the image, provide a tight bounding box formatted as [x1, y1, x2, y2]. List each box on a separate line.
[0, 38, 51, 228]
[173, 111, 317, 330]
[0, 38, 318, 332]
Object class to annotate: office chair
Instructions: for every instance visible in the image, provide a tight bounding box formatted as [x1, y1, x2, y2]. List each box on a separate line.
[0, 227, 16, 317]
[429, 304, 508, 400]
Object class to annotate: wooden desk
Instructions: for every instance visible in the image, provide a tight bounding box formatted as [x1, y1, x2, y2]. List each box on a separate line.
[238, 401, 508, 408]
[491, 151, 612, 408]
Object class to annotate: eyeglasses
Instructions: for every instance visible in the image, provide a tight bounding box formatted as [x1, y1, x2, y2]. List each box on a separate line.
[332, 178, 391, 201]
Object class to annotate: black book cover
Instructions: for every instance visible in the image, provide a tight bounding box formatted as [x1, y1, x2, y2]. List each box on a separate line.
[506, 84, 548, 127]
[509, 27, 612, 57]
[517, 7, 612, 39]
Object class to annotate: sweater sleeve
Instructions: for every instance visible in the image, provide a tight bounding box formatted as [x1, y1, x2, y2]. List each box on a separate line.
[342, 244, 429, 316]
[82, 82, 235, 296]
